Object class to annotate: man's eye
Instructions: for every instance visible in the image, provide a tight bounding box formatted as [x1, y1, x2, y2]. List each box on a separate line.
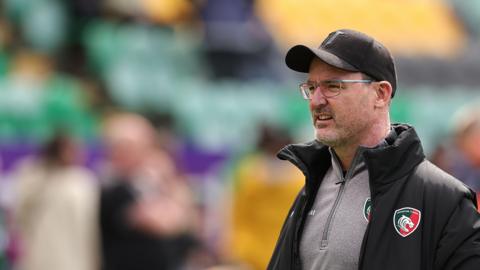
[327, 82, 341, 89]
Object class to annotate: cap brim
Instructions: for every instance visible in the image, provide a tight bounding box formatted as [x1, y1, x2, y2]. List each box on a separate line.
[285, 45, 359, 73]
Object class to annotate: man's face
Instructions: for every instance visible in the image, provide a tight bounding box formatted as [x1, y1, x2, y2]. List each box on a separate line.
[307, 58, 378, 148]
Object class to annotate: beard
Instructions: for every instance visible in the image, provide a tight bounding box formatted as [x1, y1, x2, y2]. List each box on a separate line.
[315, 127, 349, 147]
[313, 116, 371, 149]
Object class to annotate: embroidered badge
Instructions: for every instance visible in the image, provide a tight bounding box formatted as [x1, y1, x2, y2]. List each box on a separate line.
[393, 207, 421, 237]
[363, 197, 372, 222]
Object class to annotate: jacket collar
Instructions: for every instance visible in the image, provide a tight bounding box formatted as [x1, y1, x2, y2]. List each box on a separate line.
[277, 124, 425, 196]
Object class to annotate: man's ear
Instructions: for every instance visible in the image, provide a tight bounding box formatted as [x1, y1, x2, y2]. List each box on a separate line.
[374, 81, 393, 108]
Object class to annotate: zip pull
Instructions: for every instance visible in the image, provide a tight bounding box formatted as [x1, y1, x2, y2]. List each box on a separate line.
[335, 178, 346, 185]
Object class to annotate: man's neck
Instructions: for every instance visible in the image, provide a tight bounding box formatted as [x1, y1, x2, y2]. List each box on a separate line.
[334, 125, 391, 171]
[333, 146, 360, 172]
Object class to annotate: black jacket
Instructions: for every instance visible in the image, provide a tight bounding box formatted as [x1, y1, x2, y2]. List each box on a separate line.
[268, 124, 480, 270]
[100, 180, 196, 270]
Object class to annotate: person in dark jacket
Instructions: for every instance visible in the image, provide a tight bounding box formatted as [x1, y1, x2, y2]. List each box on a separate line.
[99, 113, 198, 270]
[268, 29, 480, 270]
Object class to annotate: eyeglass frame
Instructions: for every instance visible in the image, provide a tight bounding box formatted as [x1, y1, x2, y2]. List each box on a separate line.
[299, 79, 374, 99]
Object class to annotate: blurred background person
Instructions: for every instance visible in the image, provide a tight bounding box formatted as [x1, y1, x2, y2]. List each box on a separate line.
[450, 102, 480, 197]
[227, 125, 303, 270]
[0, 206, 8, 270]
[192, 0, 283, 81]
[431, 101, 480, 205]
[100, 112, 200, 270]
[0, 154, 8, 270]
[12, 132, 99, 270]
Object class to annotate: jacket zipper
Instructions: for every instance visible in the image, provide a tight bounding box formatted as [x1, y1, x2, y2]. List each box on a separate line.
[320, 177, 346, 248]
[320, 150, 363, 248]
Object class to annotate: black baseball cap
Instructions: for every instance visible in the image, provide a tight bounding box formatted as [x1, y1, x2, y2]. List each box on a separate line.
[285, 29, 397, 97]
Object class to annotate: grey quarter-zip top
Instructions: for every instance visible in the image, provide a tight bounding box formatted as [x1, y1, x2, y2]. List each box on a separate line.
[299, 146, 372, 270]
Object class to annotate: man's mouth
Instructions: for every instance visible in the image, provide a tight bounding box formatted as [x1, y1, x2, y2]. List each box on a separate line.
[315, 113, 333, 121]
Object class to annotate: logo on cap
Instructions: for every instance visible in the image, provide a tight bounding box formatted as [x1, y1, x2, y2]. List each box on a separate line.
[322, 30, 344, 47]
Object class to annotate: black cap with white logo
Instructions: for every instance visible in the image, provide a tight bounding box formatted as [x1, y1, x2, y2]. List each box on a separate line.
[285, 29, 397, 97]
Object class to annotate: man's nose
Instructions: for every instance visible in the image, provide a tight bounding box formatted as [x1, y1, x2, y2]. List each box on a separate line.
[309, 88, 328, 106]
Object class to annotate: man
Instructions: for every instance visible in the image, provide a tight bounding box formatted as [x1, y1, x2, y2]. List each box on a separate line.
[99, 113, 198, 270]
[14, 133, 99, 270]
[450, 103, 480, 197]
[267, 29, 480, 270]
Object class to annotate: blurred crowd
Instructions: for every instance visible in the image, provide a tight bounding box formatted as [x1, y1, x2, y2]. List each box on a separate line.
[0, 111, 304, 270]
[0, 0, 480, 270]
[0, 0, 299, 269]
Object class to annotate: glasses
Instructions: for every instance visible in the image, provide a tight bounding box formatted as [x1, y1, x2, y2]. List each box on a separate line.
[299, 79, 373, 99]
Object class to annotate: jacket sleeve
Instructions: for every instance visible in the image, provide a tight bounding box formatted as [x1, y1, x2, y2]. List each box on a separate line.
[267, 187, 305, 270]
[435, 192, 480, 270]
